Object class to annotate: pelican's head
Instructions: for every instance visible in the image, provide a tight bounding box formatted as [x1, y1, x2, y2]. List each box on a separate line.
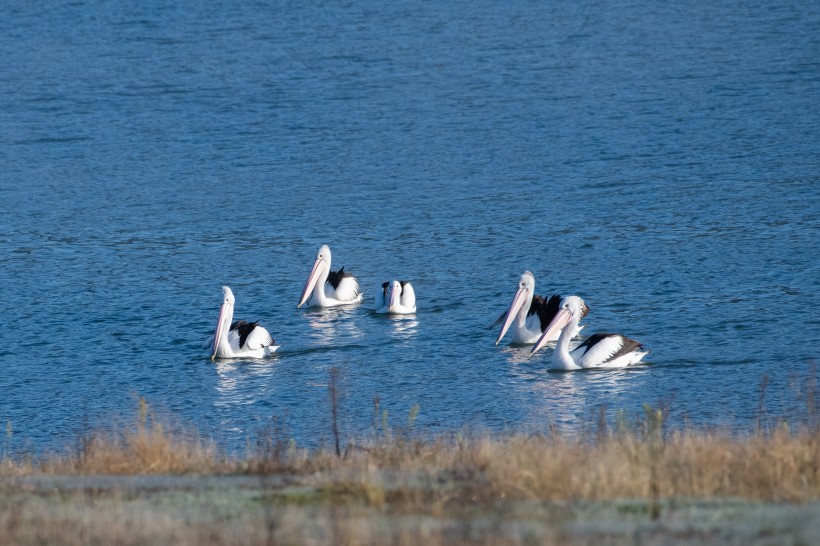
[519, 270, 535, 293]
[298, 244, 331, 307]
[563, 295, 590, 320]
[221, 285, 235, 306]
[530, 295, 589, 356]
[316, 244, 331, 262]
[495, 270, 536, 345]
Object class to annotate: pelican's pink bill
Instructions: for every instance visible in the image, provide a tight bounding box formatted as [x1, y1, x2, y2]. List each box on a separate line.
[495, 286, 529, 345]
[388, 282, 399, 309]
[530, 308, 572, 356]
[298, 257, 324, 308]
[211, 303, 227, 360]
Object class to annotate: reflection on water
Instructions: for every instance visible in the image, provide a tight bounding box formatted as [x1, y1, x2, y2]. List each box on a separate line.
[388, 315, 418, 340]
[303, 307, 365, 346]
[500, 338, 582, 366]
[215, 361, 239, 400]
[214, 359, 277, 408]
[504, 347, 644, 435]
[500, 344, 537, 366]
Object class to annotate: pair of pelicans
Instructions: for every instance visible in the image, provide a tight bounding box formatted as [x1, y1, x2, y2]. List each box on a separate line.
[208, 245, 649, 371]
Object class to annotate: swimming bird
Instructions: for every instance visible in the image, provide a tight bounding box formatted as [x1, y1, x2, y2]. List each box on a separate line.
[298, 244, 363, 308]
[374, 280, 416, 314]
[209, 286, 280, 360]
[491, 271, 585, 345]
[529, 295, 648, 369]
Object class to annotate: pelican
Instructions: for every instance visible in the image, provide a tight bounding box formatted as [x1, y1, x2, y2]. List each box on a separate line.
[297, 245, 363, 308]
[530, 295, 648, 369]
[374, 280, 416, 314]
[491, 271, 585, 345]
[209, 286, 280, 360]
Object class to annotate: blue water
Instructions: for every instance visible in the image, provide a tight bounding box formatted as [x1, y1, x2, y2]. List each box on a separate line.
[2, 1, 819, 455]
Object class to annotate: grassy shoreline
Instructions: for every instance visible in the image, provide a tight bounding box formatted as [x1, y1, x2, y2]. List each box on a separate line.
[5, 398, 819, 501]
[2, 397, 820, 544]
[3, 474, 819, 545]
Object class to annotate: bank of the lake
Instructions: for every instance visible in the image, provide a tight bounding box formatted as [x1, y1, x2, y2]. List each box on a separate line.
[2, 473, 819, 545]
[3, 405, 819, 545]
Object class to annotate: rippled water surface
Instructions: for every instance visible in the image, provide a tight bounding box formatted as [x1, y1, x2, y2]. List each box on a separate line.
[2, 0, 819, 454]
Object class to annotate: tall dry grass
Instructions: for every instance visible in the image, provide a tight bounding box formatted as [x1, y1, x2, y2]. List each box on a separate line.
[4, 423, 820, 546]
[2, 381, 820, 546]
[2, 364, 819, 505]
[25, 398, 222, 475]
[4, 409, 819, 504]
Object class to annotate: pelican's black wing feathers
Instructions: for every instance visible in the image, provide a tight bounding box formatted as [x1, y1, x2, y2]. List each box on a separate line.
[327, 266, 353, 290]
[529, 293, 561, 332]
[574, 333, 645, 362]
[230, 320, 259, 349]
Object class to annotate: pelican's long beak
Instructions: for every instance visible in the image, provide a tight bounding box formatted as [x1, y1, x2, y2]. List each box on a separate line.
[530, 308, 572, 356]
[495, 287, 529, 345]
[211, 302, 228, 361]
[298, 257, 325, 308]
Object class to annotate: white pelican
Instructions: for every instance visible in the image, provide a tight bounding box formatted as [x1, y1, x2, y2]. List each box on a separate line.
[530, 295, 648, 369]
[491, 271, 585, 345]
[297, 244, 363, 308]
[209, 286, 280, 360]
[374, 280, 416, 314]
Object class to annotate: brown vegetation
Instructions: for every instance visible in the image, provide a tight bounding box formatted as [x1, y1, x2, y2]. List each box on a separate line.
[2, 418, 820, 545]
[2, 367, 818, 544]
[3, 396, 820, 503]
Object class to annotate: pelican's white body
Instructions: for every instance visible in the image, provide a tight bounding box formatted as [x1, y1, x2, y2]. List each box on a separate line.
[374, 280, 416, 314]
[210, 286, 280, 359]
[298, 245, 363, 308]
[530, 295, 648, 370]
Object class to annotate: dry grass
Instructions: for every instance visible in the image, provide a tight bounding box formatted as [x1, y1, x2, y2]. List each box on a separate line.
[2, 429, 820, 546]
[2, 397, 820, 503]
[29, 398, 223, 475]
[2, 393, 820, 545]
[318, 429, 820, 508]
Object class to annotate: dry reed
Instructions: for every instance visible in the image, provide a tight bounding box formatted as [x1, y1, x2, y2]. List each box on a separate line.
[2, 393, 820, 503]
[32, 397, 223, 475]
[3, 387, 820, 545]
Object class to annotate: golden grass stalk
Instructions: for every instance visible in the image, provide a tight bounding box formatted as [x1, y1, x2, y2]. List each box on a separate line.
[35, 398, 221, 475]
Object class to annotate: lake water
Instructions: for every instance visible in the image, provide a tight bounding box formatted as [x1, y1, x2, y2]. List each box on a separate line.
[1, 0, 819, 456]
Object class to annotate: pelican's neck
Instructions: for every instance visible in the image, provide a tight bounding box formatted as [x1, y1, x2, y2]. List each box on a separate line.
[216, 303, 235, 358]
[309, 264, 331, 306]
[515, 292, 533, 327]
[511, 292, 537, 342]
[552, 313, 582, 370]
